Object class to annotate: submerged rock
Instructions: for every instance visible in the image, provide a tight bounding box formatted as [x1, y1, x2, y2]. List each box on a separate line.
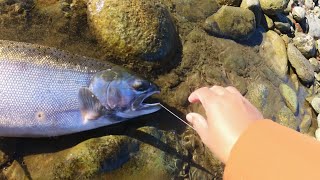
[293, 33, 316, 58]
[203, 6, 256, 40]
[279, 84, 298, 114]
[87, 0, 177, 62]
[276, 106, 299, 130]
[287, 43, 314, 84]
[260, 0, 290, 15]
[260, 30, 288, 80]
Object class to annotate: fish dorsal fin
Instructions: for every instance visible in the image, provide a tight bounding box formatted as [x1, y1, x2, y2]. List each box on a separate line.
[78, 87, 108, 121]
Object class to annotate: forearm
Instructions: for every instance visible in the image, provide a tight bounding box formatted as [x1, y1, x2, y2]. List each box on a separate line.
[224, 120, 320, 180]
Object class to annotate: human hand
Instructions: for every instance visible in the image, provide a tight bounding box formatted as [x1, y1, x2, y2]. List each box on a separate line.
[186, 86, 263, 163]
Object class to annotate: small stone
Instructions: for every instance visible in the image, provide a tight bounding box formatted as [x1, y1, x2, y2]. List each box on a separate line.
[279, 84, 298, 114]
[292, 33, 316, 58]
[292, 6, 306, 21]
[203, 6, 256, 40]
[290, 73, 300, 91]
[260, 30, 288, 80]
[272, 13, 293, 34]
[316, 39, 320, 53]
[260, 0, 290, 15]
[264, 15, 274, 29]
[299, 114, 312, 133]
[276, 106, 299, 130]
[314, 6, 320, 18]
[312, 97, 320, 113]
[309, 58, 320, 72]
[287, 43, 315, 84]
[304, 0, 315, 9]
[2, 161, 28, 180]
[315, 72, 320, 81]
[306, 13, 320, 38]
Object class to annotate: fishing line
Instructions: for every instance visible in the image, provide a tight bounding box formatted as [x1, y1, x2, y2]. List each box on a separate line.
[160, 103, 195, 130]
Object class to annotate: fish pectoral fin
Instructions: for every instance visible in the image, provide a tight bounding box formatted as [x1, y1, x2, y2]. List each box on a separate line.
[78, 87, 106, 121]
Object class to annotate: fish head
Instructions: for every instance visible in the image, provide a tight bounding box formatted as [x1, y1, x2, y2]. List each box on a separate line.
[89, 67, 161, 119]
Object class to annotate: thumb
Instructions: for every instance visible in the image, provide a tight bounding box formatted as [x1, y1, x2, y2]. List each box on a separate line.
[186, 113, 208, 137]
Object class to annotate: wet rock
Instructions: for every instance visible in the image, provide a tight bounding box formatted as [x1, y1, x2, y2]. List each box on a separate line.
[203, 6, 256, 40]
[260, 30, 288, 80]
[299, 114, 312, 133]
[0, 150, 8, 166]
[292, 33, 316, 58]
[317, 39, 320, 53]
[172, 0, 220, 22]
[311, 97, 320, 113]
[260, 0, 290, 15]
[216, 0, 241, 6]
[276, 106, 299, 130]
[273, 13, 293, 34]
[287, 43, 315, 84]
[279, 84, 298, 114]
[246, 83, 270, 112]
[306, 13, 320, 38]
[2, 161, 28, 180]
[290, 73, 300, 91]
[292, 6, 306, 21]
[309, 58, 320, 73]
[87, 0, 177, 62]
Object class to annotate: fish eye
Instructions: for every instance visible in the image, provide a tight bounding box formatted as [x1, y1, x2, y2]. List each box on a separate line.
[132, 79, 149, 92]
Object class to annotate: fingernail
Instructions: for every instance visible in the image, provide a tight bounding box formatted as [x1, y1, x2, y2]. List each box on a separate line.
[186, 113, 193, 123]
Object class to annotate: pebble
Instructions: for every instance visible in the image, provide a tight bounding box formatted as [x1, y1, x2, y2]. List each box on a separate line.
[292, 33, 316, 58]
[260, 30, 288, 80]
[311, 97, 320, 113]
[309, 58, 320, 72]
[292, 6, 306, 21]
[279, 84, 298, 114]
[304, 0, 315, 9]
[306, 13, 320, 38]
[287, 43, 315, 84]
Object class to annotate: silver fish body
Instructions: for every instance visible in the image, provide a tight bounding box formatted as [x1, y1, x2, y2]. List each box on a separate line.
[0, 40, 161, 137]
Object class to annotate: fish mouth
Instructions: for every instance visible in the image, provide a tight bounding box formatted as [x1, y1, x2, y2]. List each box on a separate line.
[133, 90, 161, 111]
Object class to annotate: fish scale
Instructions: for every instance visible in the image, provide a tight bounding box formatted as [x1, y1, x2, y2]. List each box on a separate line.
[0, 49, 94, 136]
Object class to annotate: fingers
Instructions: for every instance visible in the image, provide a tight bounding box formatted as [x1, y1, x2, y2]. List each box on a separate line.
[186, 112, 208, 138]
[188, 86, 229, 104]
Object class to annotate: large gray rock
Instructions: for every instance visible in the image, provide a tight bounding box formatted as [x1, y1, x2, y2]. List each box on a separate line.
[260, 30, 288, 80]
[260, 0, 290, 15]
[287, 43, 315, 84]
[292, 33, 316, 58]
[87, 0, 177, 62]
[306, 13, 320, 38]
[203, 6, 256, 40]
